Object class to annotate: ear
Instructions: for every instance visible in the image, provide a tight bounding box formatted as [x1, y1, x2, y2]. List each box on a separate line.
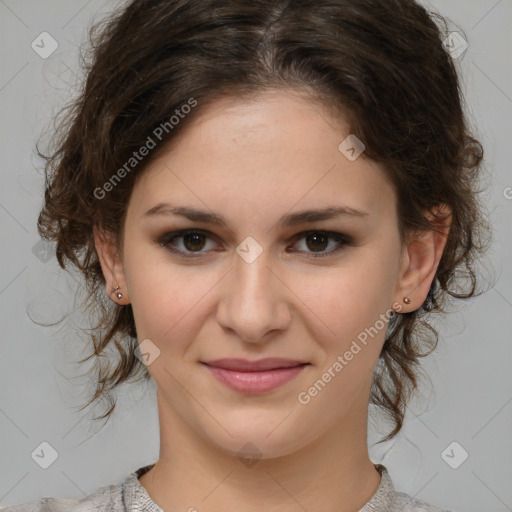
[93, 225, 130, 305]
[393, 205, 451, 312]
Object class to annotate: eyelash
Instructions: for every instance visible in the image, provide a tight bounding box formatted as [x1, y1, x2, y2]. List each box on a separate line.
[157, 229, 352, 260]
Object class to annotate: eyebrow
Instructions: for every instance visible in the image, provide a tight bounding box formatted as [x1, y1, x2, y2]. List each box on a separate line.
[143, 202, 368, 229]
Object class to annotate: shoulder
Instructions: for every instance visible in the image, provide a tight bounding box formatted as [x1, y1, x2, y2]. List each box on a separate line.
[367, 464, 456, 512]
[0, 464, 157, 512]
[392, 490, 458, 512]
[0, 497, 81, 512]
[0, 480, 124, 512]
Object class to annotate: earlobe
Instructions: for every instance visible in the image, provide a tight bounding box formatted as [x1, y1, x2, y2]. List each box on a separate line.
[393, 205, 451, 311]
[93, 225, 130, 305]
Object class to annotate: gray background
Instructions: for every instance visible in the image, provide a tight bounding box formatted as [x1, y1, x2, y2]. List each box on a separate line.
[0, 1, 511, 510]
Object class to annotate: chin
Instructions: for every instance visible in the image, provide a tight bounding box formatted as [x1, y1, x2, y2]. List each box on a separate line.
[197, 413, 313, 462]
[216, 434, 302, 462]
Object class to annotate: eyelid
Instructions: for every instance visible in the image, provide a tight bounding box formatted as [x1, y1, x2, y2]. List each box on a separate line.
[288, 230, 352, 258]
[157, 228, 353, 260]
[157, 229, 221, 255]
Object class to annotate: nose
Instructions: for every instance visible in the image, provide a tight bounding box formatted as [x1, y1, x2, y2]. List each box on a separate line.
[216, 249, 292, 343]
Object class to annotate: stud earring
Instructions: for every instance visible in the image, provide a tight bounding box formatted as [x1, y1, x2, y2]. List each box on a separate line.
[403, 296, 411, 304]
[113, 285, 123, 300]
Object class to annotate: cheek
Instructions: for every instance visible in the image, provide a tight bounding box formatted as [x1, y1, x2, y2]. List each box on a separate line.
[295, 271, 395, 416]
[302, 254, 399, 340]
[123, 242, 206, 343]
[296, 249, 400, 397]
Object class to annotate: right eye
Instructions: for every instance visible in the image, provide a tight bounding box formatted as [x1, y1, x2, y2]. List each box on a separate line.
[158, 229, 220, 259]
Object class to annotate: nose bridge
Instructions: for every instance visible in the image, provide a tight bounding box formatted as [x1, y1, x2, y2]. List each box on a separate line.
[236, 248, 273, 303]
[217, 244, 290, 341]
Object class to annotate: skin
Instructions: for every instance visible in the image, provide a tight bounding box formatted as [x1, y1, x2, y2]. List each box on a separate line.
[94, 89, 450, 512]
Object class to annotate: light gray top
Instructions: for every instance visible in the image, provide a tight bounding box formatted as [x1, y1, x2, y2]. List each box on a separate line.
[0, 463, 455, 511]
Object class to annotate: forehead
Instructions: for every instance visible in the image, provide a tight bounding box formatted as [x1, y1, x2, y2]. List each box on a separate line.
[128, 90, 397, 227]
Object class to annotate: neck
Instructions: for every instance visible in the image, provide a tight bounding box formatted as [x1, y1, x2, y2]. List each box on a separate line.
[139, 392, 382, 512]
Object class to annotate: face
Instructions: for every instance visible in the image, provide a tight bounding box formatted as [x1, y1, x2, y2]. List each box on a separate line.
[102, 89, 415, 459]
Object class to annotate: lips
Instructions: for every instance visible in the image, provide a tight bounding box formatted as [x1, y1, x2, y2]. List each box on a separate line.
[201, 358, 309, 394]
[203, 358, 307, 371]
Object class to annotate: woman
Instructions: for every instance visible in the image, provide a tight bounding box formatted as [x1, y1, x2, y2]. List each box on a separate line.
[2, 0, 488, 510]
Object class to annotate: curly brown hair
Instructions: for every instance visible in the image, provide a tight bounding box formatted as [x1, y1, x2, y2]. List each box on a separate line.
[37, 0, 490, 442]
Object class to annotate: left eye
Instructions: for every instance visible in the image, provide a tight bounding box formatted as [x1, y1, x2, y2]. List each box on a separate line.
[291, 231, 350, 256]
[158, 229, 351, 259]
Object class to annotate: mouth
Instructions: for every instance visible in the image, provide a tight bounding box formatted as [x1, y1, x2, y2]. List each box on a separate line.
[201, 358, 310, 394]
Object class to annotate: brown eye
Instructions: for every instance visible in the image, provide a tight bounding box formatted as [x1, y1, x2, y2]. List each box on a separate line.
[304, 233, 329, 252]
[158, 230, 218, 258]
[290, 230, 351, 259]
[158, 229, 351, 260]
[182, 233, 207, 252]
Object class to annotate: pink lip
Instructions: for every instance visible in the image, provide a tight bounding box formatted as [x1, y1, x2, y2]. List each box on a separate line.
[202, 358, 309, 394]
